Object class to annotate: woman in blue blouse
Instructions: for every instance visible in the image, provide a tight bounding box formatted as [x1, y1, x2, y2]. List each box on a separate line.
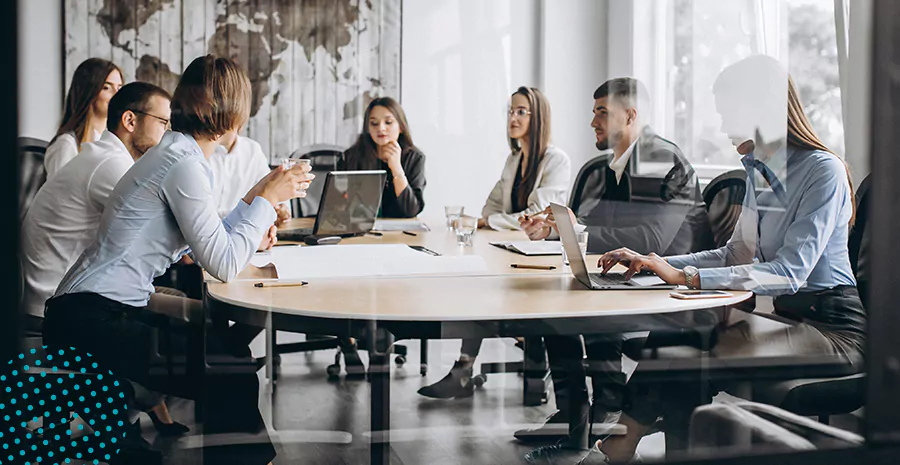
[43, 55, 312, 465]
[570, 55, 866, 463]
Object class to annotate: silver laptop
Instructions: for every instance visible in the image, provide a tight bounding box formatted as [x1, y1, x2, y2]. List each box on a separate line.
[550, 202, 677, 290]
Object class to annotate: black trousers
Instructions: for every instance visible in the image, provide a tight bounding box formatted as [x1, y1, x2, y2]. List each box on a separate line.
[544, 334, 627, 416]
[43, 292, 276, 465]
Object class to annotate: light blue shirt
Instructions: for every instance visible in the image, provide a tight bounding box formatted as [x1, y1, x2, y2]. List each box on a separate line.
[667, 146, 856, 296]
[54, 131, 276, 307]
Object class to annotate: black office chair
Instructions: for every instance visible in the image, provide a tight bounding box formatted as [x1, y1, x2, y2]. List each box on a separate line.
[752, 174, 871, 425]
[18, 137, 48, 222]
[702, 169, 747, 248]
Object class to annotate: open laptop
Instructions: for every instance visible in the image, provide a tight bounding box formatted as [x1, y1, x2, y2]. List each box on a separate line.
[550, 202, 677, 290]
[278, 170, 387, 241]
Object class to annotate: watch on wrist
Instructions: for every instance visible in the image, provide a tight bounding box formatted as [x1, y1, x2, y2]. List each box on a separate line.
[683, 266, 700, 289]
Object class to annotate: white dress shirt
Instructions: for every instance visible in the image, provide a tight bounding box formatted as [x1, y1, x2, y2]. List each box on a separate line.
[21, 131, 135, 317]
[55, 131, 277, 307]
[44, 129, 104, 179]
[609, 138, 638, 184]
[207, 136, 273, 219]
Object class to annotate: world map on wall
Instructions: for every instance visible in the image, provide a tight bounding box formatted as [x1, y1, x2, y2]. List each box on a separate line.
[64, 0, 402, 160]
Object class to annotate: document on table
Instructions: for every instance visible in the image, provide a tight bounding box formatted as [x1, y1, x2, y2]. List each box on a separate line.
[490, 240, 562, 256]
[248, 244, 486, 280]
[372, 219, 430, 232]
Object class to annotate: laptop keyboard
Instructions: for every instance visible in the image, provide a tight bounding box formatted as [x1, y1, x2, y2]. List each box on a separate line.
[277, 228, 313, 241]
[589, 272, 633, 286]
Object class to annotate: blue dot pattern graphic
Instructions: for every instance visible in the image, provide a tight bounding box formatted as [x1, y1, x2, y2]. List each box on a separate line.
[0, 347, 129, 464]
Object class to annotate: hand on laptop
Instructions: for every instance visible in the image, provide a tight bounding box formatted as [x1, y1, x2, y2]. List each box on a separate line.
[598, 247, 683, 283]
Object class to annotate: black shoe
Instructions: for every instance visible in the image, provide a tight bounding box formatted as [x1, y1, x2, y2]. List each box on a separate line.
[109, 419, 164, 465]
[514, 410, 570, 442]
[147, 410, 190, 437]
[343, 344, 367, 380]
[417, 360, 475, 399]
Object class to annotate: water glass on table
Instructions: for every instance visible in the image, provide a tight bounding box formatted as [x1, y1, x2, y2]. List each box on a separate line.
[279, 158, 310, 170]
[444, 205, 465, 231]
[562, 231, 589, 266]
[455, 215, 478, 247]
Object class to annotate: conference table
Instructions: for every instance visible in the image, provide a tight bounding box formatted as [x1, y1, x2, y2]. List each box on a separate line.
[199, 217, 765, 463]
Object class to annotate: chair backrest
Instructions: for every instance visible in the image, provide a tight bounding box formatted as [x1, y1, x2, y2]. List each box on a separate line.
[848, 174, 871, 307]
[567, 154, 613, 216]
[18, 137, 49, 222]
[702, 169, 747, 248]
[286, 144, 346, 217]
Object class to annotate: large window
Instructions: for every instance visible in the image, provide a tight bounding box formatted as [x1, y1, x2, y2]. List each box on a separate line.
[634, 0, 846, 178]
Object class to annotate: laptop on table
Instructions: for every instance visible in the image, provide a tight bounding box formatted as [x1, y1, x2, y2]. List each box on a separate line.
[278, 170, 387, 241]
[549, 202, 676, 290]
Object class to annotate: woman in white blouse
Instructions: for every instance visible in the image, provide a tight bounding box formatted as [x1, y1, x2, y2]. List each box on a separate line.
[478, 86, 572, 230]
[44, 58, 124, 178]
[419, 86, 571, 399]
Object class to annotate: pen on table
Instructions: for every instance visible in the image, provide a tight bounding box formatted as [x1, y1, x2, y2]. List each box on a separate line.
[510, 264, 556, 270]
[254, 281, 308, 288]
[367, 231, 383, 237]
[402, 231, 417, 237]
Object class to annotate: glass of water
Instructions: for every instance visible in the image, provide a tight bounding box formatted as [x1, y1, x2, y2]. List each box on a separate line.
[445, 205, 465, 231]
[455, 215, 478, 247]
[562, 231, 589, 266]
[280, 158, 310, 170]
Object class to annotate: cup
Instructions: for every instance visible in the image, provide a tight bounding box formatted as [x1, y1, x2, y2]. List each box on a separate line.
[562, 230, 589, 266]
[444, 205, 465, 231]
[455, 215, 478, 247]
[280, 158, 310, 170]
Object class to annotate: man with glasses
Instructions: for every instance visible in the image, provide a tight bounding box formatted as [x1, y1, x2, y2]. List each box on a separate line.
[21, 81, 172, 327]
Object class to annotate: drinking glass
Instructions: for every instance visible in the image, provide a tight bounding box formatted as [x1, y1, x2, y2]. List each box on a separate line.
[455, 215, 478, 247]
[445, 205, 465, 231]
[280, 158, 310, 170]
[562, 231, 589, 266]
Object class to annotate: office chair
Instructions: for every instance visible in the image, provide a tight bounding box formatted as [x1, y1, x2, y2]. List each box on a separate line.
[18, 137, 48, 221]
[701, 169, 748, 247]
[287, 144, 345, 217]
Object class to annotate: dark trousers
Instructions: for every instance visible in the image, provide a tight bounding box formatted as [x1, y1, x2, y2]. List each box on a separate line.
[544, 334, 627, 417]
[43, 292, 276, 465]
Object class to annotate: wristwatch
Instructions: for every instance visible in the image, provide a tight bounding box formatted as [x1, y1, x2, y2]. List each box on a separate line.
[683, 266, 700, 289]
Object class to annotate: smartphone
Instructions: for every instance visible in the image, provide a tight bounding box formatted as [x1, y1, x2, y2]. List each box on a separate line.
[669, 290, 733, 300]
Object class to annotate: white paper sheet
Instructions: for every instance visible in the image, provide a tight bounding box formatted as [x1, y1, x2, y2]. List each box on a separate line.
[249, 244, 486, 280]
[372, 219, 430, 232]
[490, 240, 562, 256]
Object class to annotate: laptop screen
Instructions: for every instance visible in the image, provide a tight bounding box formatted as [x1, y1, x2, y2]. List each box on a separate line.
[549, 202, 593, 288]
[314, 170, 386, 237]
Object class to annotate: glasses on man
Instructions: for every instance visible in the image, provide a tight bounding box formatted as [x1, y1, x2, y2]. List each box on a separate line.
[131, 110, 171, 130]
[508, 108, 532, 119]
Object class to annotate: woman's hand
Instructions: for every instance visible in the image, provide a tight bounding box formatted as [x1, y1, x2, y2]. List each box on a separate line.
[258, 224, 278, 251]
[274, 203, 291, 227]
[244, 163, 314, 207]
[597, 247, 685, 284]
[477, 218, 488, 229]
[519, 211, 552, 240]
[379, 140, 404, 173]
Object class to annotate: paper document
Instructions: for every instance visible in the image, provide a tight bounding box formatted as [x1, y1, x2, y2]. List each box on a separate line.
[373, 219, 430, 232]
[249, 244, 486, 280]
[490, 240, 562, 256]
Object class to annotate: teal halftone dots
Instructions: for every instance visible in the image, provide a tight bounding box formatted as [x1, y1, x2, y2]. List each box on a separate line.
[0, 347, 129, 464]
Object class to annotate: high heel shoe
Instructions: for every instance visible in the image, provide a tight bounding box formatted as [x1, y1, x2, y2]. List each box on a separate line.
[147, 410, 190, 437]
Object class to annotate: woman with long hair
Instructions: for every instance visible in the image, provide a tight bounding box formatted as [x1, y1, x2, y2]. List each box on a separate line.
[340, 96, 426, 218]
[558, 55, 865, 464]
[418, 86, 571, 399]
[43, 55, 313, 464]
[45, 58, 124, 178]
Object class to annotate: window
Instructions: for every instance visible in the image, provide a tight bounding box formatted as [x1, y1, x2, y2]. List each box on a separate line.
[633, 0, 846, 179]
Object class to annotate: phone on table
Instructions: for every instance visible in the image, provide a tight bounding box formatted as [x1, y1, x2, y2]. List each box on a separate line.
[669, 290, 733, 300]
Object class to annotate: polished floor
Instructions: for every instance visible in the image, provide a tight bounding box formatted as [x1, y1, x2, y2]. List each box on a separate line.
[136, 334, 860, 464]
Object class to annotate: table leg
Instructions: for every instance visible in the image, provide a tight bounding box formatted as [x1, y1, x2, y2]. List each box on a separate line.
[369, 322, 393, 464]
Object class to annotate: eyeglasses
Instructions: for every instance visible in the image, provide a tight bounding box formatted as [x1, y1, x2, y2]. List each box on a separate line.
[131, 110, 171, 130]
[508, 108, 532, 119]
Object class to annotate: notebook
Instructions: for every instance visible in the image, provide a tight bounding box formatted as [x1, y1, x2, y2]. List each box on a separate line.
[489, 240, 562, 256]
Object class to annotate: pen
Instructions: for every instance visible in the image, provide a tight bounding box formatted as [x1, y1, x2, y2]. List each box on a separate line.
[402, 231, 417, 237]
[510, 264, 556, 270]
[254, 281, 308, 288]
[367, 231, 383, 237]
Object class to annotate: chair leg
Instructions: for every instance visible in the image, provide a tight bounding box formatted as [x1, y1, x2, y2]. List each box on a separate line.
[420, 339, 428, 375]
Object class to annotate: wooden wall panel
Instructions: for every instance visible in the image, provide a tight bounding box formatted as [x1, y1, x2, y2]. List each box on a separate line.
[64, 0, 89, 91]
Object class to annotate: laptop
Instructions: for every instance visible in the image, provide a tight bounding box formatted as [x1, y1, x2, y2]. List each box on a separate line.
[278, 170, 387, 241]
[549, 202, 677, 290]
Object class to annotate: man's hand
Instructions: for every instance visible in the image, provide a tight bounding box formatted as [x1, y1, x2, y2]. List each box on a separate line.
[258, 224, 278, 251]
